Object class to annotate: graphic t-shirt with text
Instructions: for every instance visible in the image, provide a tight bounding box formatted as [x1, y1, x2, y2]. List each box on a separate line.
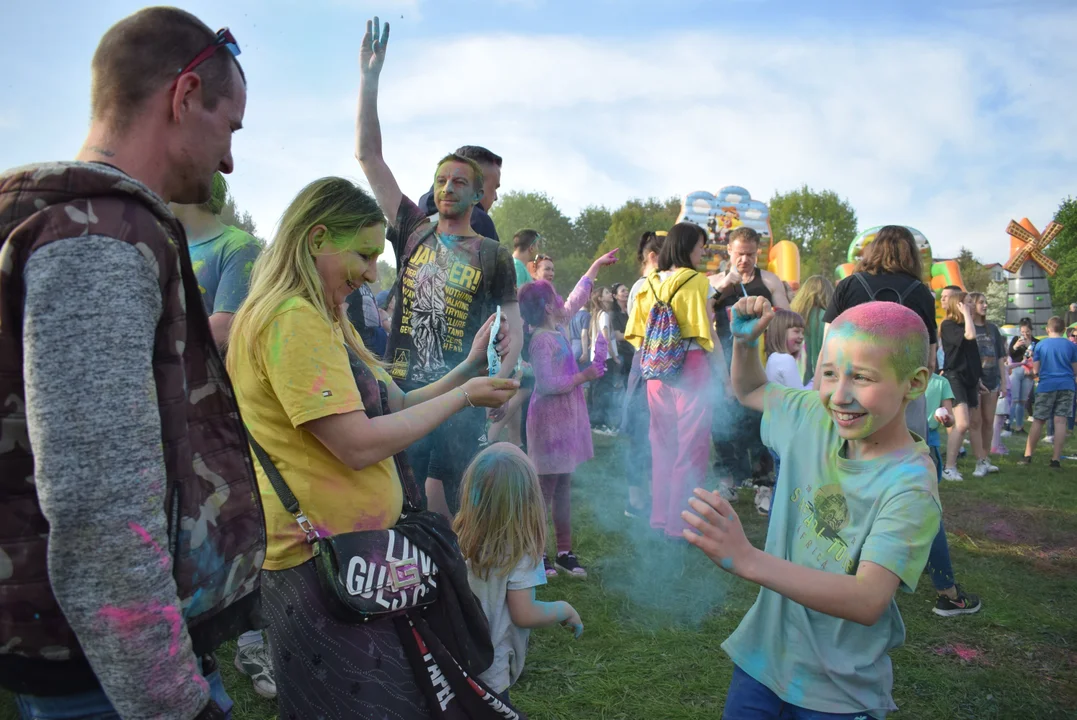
[387, 196, 517, 392]
[723, 386, 941, 719]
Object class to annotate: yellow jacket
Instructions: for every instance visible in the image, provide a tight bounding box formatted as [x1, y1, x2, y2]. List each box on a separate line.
[626, 268, 714, 352]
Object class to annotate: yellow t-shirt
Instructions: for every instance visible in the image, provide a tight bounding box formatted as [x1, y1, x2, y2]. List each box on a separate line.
[231, 297, 403, 571]
[626, 268, 714, 352]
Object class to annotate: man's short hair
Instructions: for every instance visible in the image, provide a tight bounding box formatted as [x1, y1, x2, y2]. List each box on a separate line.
[91, 7, 244, 128]
[1047, 316, 1064, 334]
[513, 229, 541, 252]
[455, 146, 503, 168]
[828, 301, 929, 381]
[198, 172, 228, 215]
[728, 226, 761, 247]
[943, 285, 962, 292]
[435, 153, 484, 194]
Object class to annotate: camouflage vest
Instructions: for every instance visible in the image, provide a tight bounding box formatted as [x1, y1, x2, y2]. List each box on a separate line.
[0, 162, 265, 694]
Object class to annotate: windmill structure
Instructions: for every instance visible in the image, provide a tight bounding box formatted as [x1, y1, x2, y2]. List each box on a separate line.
[1004, 218, 1063, 331]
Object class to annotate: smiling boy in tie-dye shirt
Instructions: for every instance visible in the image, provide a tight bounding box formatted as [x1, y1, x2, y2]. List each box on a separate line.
[684, 299, 940, 720]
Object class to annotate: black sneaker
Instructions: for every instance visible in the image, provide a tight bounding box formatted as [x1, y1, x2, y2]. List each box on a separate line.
[933, 585, 982, 617]
[543, 554, 558, 578]
[1018, 455, 1032, 465]
[1050, 459, 1062, 468]
[555, 551, 587, 578]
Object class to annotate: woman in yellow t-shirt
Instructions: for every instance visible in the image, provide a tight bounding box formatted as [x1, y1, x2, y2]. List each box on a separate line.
[626, 223, 725, 540]
[226, 177, 517, 718]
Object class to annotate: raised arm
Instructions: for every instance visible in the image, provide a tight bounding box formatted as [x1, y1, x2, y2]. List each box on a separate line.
[531, 332, 599, 395]
[355, 17, 402, 221]
[729, 296, 775, 412]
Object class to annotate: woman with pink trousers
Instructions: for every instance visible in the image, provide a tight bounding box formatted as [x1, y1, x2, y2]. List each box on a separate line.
[626, 223, 726, 538]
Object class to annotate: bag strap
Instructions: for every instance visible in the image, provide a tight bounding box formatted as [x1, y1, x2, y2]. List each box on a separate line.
[245, 430, 321, 543]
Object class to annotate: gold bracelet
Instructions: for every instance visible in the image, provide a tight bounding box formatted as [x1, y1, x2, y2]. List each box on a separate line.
[460, 387, 476, 408]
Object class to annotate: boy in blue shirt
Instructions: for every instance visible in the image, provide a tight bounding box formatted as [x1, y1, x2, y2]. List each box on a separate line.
[1020, 315, 1077, 467]
[684, 297, 940, 719]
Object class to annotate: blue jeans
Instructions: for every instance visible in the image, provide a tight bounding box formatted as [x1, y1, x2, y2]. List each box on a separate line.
[723, 665, 875, 719]
[15, 669, 232, 720]
[926, 442, 956, 592]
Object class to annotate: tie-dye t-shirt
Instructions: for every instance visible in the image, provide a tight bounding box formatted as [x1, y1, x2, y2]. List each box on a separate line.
[230, 297, 403, 571]
[723, 386, 940, 719]
[188, 225, 262, 315]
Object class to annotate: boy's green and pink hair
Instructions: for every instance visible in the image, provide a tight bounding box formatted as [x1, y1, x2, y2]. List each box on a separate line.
[826, 302, 929, 380]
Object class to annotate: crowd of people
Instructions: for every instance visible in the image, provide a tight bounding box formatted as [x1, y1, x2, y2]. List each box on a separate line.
[2, 8, 1073, 720]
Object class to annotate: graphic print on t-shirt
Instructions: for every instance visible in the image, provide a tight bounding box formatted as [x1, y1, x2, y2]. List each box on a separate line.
[395, 241, 484, 383]
[790, 482, 856, 573]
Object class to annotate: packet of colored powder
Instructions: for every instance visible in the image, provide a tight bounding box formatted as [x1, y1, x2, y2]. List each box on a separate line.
[487, 306, 502, 377]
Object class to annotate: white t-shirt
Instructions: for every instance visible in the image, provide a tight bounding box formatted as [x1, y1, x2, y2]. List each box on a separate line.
[467, 555, 547, 692]
[766, 352, 810, 390]
[591, 310, 619, 360]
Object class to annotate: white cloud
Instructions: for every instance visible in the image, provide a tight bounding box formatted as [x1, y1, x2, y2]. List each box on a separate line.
[219, 10, 1075, 271]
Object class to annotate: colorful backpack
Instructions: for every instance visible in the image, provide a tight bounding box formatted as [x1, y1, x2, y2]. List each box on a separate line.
[640, 271, 698, 380]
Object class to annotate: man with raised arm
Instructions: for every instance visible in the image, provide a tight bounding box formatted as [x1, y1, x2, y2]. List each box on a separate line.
[355, 17, 522, 517]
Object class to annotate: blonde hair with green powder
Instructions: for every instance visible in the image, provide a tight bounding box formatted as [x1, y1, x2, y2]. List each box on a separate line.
[453, 443, 547, 581]
[227, 177, 385, 376]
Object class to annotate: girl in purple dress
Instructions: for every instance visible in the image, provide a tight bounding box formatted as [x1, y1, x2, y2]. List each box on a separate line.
[518, 251, 617, 578]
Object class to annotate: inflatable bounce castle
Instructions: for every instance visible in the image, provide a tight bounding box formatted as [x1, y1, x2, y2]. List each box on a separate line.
[836, 225, 964, 325]
[676, 186, 801, 289]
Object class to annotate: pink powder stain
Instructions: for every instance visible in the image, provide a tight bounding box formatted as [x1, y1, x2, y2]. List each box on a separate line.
[130, 522, 171, 569]
[311, 368, 329, 396]
[934, 643, 982, 662]
[99, 602, 184, 656]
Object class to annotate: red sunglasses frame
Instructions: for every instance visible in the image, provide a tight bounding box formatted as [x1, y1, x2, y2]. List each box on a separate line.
[175, 28, 240, 84]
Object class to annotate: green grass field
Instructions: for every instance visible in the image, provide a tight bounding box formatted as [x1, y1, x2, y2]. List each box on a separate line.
[3, 431, 1076, 719]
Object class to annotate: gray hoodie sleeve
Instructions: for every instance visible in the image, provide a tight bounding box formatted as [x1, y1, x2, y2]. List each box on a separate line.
[23, 236, 211, 720]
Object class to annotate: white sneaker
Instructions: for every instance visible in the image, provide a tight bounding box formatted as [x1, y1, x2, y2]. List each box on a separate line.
[941, 468, 964, 482]
[972, 460, 990, 478]
[1043, 435, 1055, 445]
[1000, 430, 1012, 438]
[982, 458, 999, 473]
[717, 481, 738, 502]
[754, 486, 773, 516]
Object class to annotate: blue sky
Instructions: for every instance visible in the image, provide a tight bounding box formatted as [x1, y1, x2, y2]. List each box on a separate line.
[2, 0, 1074, 267]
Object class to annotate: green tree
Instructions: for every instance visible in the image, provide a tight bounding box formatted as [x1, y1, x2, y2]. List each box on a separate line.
[489, 191, 574, 259]
[370, 259, 396, 293]
[985, 280, 1007, 325]
[573, 205, 612, 258]
[594, 197, 681, 291]
[768, 185, 858, 279]
[956, 246, 991, 294]
[220, 193, 260, 241]
[1045, 197, 1077, 311]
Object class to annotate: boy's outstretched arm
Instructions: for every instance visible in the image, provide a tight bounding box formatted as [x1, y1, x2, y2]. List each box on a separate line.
[683, 489, 902, 627]
[730, 296, 775, 412]
[355, 17, 402, 221]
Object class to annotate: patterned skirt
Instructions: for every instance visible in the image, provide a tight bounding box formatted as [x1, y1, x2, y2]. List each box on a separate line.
[262, 558, 433, 720]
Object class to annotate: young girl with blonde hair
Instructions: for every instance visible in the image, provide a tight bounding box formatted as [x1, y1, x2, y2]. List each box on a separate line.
[454, 443, 583, 700]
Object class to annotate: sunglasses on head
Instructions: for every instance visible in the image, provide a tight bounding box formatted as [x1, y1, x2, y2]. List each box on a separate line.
[534, 254, 553, 263]
[176, 28, 241, 81]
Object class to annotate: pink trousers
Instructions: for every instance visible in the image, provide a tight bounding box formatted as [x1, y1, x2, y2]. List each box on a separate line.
[646, 351, 713, 538]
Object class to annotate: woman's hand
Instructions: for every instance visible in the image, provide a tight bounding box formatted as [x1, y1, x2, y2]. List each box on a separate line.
[461, 377, 519, 408]
[465, 311, 510, 374]
[580, 363, 604, 383]
[586, 249, 619, 278]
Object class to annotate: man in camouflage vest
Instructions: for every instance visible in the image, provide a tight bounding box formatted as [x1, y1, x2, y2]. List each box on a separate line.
[0, 7, 264, 720]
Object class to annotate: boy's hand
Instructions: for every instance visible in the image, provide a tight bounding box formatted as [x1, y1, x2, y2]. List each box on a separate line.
[682, 488, 756, 576]
[360, 16, 390, 79]
[560, 602, 584, 638]
[730, 296, 774, 345]
[935, 407, 954, 428]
